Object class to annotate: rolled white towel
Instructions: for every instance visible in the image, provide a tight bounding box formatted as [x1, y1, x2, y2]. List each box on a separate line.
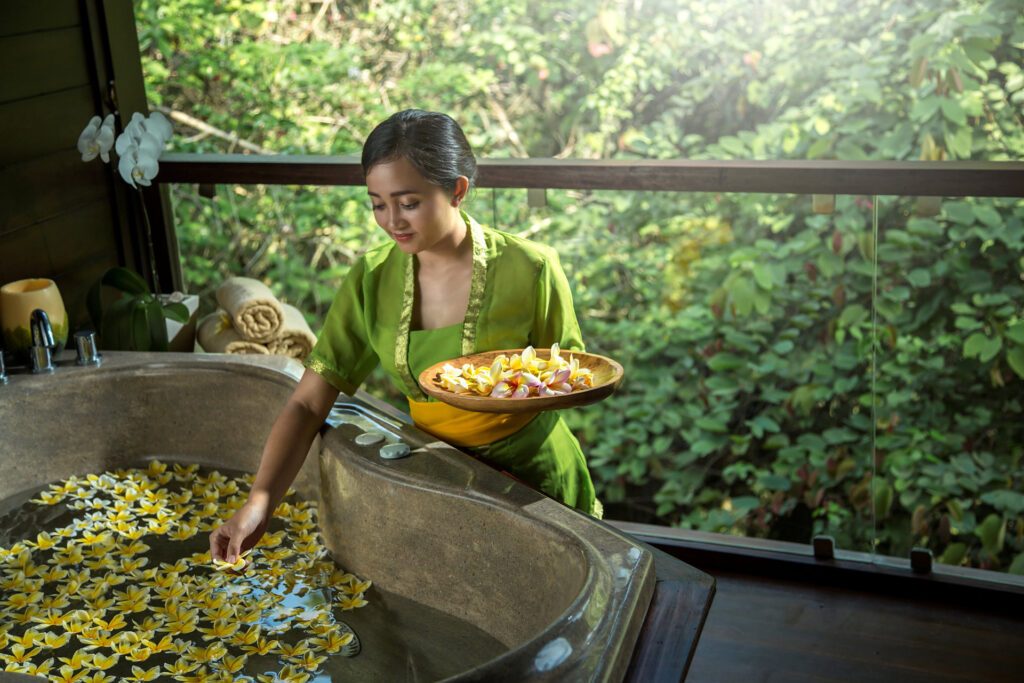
[267, 303, 317, 360]
[215, 277, 283, 343]
[197, 310, 269, 355]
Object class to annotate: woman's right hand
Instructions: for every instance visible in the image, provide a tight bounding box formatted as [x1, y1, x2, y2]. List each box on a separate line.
[209, 499, 271, 564]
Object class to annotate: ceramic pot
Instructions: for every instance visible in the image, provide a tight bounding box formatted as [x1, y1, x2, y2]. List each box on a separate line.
[0, 278, 69, 355]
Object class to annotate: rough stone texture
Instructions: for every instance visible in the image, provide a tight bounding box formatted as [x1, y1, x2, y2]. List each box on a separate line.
[0, 351, 656, 681]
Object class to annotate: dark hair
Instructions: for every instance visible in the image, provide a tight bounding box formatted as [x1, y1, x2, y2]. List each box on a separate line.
[361, 109, 477, 197]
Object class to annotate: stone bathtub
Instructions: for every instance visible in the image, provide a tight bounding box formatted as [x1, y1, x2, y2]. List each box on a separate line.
[0, 352, 712, 681]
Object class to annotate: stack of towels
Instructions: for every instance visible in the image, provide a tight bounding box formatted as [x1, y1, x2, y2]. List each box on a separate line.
[197, 277, 317, 360]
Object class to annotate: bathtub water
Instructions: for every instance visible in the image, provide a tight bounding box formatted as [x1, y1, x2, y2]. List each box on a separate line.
[0, 461, 505, 681]
[0, 352, 667, 681]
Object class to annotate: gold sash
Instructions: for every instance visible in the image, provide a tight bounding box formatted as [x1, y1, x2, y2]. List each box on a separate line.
[408, 399, 535, 448]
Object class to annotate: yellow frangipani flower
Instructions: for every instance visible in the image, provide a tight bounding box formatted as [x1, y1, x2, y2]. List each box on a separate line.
[28, 531, 58, 550]
[344, 578, 373, 595]
[0, 643, 43, 665]
[229, 624, 262, 646]
[163, 658, 200, 676]
[140, 634, 175, 654]
[89, 653, 120, 670]
[279, 640, 310, 659]
[31, 490, 64, 505]
[91, 612, 126, 631]
[277, 664, 313, 683]
[203, 603, 235, 622]
[313, 631, 354, 653]
[41, 631, 70, 649]
[20, 656, 55, 676]
[295, 650, 328, 671]
[338, 595, 368, 610]
[191, 640, 228, 664]
[241, 637, 279, 655]
[5, 591, 43, 610]
[175, 667, 210, 683]
[51, 665, 86, 683]
[80, 672, 117, 683]
[125, 647, 154, 663]
[197, 618, 239, 640]
[110, 632, 143, 656]
[216, 652, 248, 674]
[30, 608, 67, 627]
[126, 664, 161, 681]
[84, 594, 115, 610]
[78, 631, 115, 652]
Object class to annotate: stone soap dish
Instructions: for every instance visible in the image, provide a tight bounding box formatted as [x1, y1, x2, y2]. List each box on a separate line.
[380, 443, 411, 460]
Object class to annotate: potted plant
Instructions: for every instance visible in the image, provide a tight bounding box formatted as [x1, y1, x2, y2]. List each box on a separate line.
[86, 267, 196, 352]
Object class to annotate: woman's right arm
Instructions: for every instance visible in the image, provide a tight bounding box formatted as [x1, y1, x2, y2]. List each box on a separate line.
[209, 368, 339, 563]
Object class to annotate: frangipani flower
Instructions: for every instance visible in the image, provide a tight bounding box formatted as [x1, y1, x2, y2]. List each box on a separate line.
[438, 344, 595, 399]
[77, 114, 115, 162]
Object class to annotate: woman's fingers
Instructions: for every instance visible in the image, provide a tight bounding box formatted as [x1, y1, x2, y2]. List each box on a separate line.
[209, 524, 230, 562]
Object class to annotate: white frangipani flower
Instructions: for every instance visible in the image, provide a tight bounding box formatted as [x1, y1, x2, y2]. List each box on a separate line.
[77, 114, 116, 162]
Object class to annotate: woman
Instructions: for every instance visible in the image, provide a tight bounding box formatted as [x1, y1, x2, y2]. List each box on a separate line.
[210, 109, 598, 565]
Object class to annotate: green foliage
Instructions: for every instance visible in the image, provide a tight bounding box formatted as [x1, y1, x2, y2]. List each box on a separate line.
[136, 0, 1024, 571]
[87, 267, 190, 352]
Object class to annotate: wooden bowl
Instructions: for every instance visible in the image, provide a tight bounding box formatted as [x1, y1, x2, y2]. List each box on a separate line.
[418, 348, 624, 413]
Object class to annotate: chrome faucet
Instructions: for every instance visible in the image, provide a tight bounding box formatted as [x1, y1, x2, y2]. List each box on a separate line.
[29, 308, 56, 374]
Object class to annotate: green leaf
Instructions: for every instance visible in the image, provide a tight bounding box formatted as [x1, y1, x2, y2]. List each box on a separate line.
[973, 205, 1001, 227]
[696, 417, 729, 433]
[1010, 553, 1024, 576]
[939, 97, 966, 125]
[945, 126, 972, 158]
[101, 267, 150, 296]
[730, 277, 755, 317]
[162, 302, 190, 324]
[975, 513, 1005, 554]
[758, 474, 791, 492]
[708, 353, 744, 372]
[963, 332, 1001, 362]
[873, 478, 894, 519]
[911, 95, 941, 120]
[980, 490, 1024, 515]
[906, 269, 932, 288]
[943, 201, 975, 224]
[1007, 346, 1024, 379]
[939, 543, 967, 566]
[839, 304, 868, 327]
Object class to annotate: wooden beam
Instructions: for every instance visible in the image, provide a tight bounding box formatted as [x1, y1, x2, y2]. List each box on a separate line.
[158, 154, 1024, 198]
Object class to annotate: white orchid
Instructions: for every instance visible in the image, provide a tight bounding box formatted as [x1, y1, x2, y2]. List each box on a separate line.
[79, 111, 171, 188]
[77, 114, 116, 162]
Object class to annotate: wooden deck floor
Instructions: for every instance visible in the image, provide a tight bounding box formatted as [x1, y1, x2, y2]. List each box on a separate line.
[685, 568, 1024, 682]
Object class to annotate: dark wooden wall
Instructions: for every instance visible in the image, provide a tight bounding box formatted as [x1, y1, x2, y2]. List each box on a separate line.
[0, 1, 176, 332]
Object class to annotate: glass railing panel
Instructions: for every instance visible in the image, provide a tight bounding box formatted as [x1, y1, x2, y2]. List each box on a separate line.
[872, 195, 1024, 575]
[486, 187, 878, 554]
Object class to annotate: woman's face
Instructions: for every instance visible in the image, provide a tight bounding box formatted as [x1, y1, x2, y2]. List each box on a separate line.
[365, 157, 464, 255]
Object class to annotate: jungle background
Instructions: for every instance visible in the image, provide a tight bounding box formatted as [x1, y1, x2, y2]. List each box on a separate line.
[135, 0, 1024, 573]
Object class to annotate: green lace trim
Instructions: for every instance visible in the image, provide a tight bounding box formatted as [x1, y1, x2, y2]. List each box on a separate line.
[461, 211, 489, 356]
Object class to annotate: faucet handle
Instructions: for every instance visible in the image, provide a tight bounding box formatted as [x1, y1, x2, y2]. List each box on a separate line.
[74, 330, 102, 367]
[30, 309, 55, 348]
